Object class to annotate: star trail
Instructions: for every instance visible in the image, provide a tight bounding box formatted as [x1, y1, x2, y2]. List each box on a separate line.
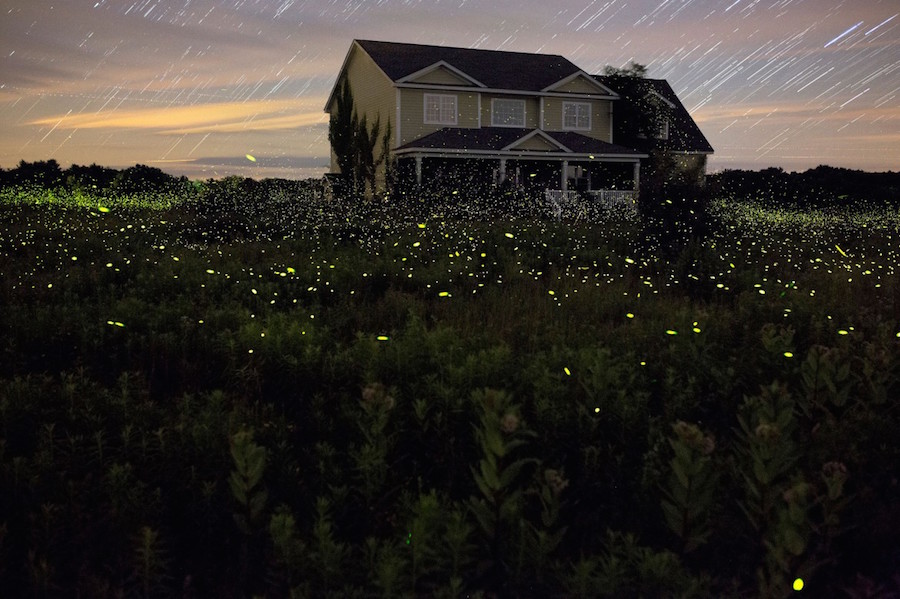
[1, 0, 897, 178]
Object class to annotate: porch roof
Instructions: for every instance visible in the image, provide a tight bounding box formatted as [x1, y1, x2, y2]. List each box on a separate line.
[395, 127, 645, 160]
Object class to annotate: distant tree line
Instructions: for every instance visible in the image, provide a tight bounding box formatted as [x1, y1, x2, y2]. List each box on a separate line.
[0, 159, 324, 201]
[709, 166, 900, 209]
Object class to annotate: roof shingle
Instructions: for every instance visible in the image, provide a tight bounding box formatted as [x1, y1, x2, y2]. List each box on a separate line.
[397, 127, 644, 157]
[357, 39, 585, 92]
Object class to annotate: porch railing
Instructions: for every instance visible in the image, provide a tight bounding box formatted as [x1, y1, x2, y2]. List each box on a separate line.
[544, 189, 637, 218]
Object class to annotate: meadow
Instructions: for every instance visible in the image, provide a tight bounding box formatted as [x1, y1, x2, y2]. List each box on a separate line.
[1, 176, 899, 598]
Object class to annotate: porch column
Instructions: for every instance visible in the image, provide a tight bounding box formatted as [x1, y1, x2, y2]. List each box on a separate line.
[498, 158, 507, 184]
[561, 160, 569, 192]
[415, 155, 423, 185]
[633, 161, 640, 192]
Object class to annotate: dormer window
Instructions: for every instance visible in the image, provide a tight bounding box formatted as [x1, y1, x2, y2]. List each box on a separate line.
[655, 119, 669, 140]
[491, 98, 526, 127]
[563, 102, 591, 131]
[424, 94, 457, 125]
[638, 119, 669, 140]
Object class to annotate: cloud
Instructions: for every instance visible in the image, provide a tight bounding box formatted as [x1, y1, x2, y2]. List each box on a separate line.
[27, 99, 327, 134]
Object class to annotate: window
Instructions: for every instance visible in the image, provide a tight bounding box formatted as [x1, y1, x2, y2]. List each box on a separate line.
[655, 119, 669, 140]
[491, 98, 526, 127]
[563, 102, 591, 131]
[424, 94, 457, 125]
[638, 119, 669, 140]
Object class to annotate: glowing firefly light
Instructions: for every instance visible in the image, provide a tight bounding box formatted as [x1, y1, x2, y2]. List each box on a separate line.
[376, 335, 389, 341]
[564, 367, 571, 376]
[98, 205, 110, 213]
[246, 154, 257, 162]
[784, 352, 794, 358]
[793, 578, 804, 591]
[626, 313, 635, 319]
[835, 244, 848, 257]
[666, 330, 678, 335]
[505, 232, 514, 238]
[438, 291, 450, 297]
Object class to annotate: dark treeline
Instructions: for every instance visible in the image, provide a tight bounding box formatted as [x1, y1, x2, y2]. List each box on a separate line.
[0, 159, 322, 199]
[708, 165, 900, 209]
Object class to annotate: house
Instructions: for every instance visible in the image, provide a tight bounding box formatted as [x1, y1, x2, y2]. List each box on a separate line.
[324, 39, 713, 199]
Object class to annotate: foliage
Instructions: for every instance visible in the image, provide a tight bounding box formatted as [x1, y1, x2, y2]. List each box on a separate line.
[327, 78, 394, 198]
[1, 180, 899, 596]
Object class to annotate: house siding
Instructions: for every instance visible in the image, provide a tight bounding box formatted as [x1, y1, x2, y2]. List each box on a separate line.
[398, 88, 479, 145]
[411, 67, 473, 86]
[512, 136, 557, 151]
[542, 98, 611, 142]
[551, 76, 605, 94]
[329, 44, 396, 174]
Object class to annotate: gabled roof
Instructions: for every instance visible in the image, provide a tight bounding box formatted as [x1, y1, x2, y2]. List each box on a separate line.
[594, 75, 714, 154]
[357, 39, 613, 95]
[396, 127, 645, 158]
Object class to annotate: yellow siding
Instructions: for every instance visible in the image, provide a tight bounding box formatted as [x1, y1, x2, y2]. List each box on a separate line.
[411, 66, 473, 86]
[328, 44, 396, 175]
[511, 135, 557, 151]
[550, 75, 605, 94]
[542, 98, 611, 142]
[481, 95, 539, 128]
[398, 88, 479, 145]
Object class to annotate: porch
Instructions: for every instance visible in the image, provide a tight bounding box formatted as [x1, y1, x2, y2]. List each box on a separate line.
[395, 154, 642, 198]
[544, 189, 637, 219]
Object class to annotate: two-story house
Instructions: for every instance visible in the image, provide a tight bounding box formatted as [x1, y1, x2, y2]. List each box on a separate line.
[324, 39, 712, 198]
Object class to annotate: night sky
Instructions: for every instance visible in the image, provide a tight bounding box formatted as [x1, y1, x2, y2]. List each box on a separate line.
[2, 0, 898, 179]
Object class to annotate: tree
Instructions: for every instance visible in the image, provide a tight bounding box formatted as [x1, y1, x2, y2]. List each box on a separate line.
[328, 77, 356, 184]
[602, 62, 670, 144]
[327, 78, 393, 199]
[603, 63, 708, 251]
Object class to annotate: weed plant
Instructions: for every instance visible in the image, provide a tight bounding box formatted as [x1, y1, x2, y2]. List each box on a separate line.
[1, 181, 899, 597]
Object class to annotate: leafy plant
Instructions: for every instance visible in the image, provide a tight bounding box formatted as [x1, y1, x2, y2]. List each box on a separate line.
[661, 420, 717, 553]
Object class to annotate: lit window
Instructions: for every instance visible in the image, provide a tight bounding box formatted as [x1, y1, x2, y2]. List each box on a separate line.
[563, 102, 591, 131]
[491, 98, 526, 127]
[424, 94, 457, 125]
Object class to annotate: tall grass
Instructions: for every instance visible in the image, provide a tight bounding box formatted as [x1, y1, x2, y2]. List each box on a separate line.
[1, 184, 899, 596]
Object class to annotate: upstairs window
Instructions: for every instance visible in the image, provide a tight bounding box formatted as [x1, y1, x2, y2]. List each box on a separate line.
[424, 94, 457, 125]
[563, 102, 591, 131]
[491, 98, 526, 127]
[638, 118, 669, 140]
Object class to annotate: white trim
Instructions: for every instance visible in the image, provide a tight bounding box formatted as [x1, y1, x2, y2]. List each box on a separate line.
[562, 101, 592, 131]
[477, 94, 482, 128]
[394, 147, 646, 162]
[423, 93, 458, 125]
[395, 88, 402, 148]
[649, 88, 676, 109]
[502, 129, 571, 152]
[608, 102, 614, 143]
[539, 97, 545, 129]
[491, 98, 526, 128]
[396, 60, 486, 87]
[543, 71, 620, 97]
[396, 82, 616, 100]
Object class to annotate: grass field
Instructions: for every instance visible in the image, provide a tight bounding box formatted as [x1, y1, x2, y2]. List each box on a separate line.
[1, 183, 899, 597]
